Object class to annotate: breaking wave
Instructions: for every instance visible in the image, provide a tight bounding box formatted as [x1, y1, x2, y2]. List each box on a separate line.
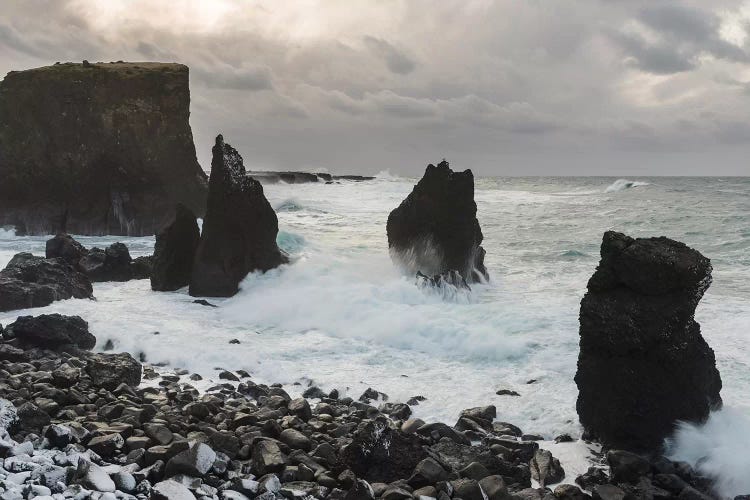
[605, 179, 649, 193]
[0, 227, 16, 239]
[668, 408, 750, 499]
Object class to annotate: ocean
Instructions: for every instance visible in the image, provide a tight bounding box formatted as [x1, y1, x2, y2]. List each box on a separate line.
[1, 175, 748, 497]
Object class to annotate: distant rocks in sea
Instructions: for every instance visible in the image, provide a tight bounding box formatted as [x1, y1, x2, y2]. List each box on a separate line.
[190, 135, 289, 297]
[0, 61, 208, 236]
[576, 231, 722, 452]
[47, 234, 153, 282]
[151, 204, 201, 292]
[387, 160, 488, 283]
[249, 171, 374, 184]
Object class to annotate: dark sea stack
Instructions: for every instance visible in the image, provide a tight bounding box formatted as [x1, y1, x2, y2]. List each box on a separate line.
[387, 160, 488, 283]
[575, 231, 722, 452]
[190, 135, 288, 297]
[151, 204, 200, 291]
[0, 62, 208, 236]
[0, 253, 93, 312]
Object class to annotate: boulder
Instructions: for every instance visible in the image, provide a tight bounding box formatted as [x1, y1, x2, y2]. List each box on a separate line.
[79, 242, 133, 282]
[529, 449, 564, 488]
[165, 442, 217, 477]
[3, 314, 95, 350]
[131, 255, 154, 279]
[86, 352, 142, 390]
[151, 204, 200, 291]
[0, 253, 93, 312]
[0, 62, 207, 236]
[340, 417, 427, 484]
[575, 231, 722, 452]
[189, 135, 288, 297]
[386, 160, 488, 283]
[45, 233, 88, 265]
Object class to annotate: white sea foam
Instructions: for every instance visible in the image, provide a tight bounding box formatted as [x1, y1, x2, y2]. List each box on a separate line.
[0, 227, 16, 239]
[605, 178, 649, 193]
[668, 408, 750, 499]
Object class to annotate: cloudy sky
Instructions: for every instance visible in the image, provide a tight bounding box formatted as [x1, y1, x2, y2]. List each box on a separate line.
[2, 0, 750, 175]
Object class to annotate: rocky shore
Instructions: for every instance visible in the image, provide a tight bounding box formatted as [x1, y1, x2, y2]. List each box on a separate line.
[0, 314, 726, 500]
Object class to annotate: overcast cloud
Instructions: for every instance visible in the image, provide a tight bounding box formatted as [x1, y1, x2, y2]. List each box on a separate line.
[2, 0, 750, 175]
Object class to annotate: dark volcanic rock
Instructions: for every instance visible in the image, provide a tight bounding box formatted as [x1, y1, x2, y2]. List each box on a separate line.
[575, 231, 722, 452]
[79, 243, 134, 282]
[249, 171, 374, 184]
[0, 62, 207, 236]
[151, 204, 200, 291]
[45, 233, 88, 265]
[190, 135, 288, 297]
[131, 255, 153, 279]
[340, 417, 427, 483]
[0, 253, 93, 312]
[387, 160, 488, 283]
[86, 352, 142, 390]
[3, 314, 95, 350]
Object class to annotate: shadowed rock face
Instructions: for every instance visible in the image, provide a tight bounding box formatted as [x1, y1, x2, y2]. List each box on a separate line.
[189, 135, 288, 297]
[575, 231, 722, 452]
[387, 160, 488, 282]
[0, 62, 207, 236]
[151, 204, 200, 291]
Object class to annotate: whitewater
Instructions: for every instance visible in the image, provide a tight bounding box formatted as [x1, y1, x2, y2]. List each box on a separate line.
[1, 176, 749, 497]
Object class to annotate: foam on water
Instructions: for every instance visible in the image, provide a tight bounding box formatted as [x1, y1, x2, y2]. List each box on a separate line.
[605, 178, 650, 192]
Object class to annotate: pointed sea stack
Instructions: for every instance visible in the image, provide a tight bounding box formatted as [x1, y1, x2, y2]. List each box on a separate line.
[151, 204, 200, 291]
[387, 160, 488, 282]
[575, 231, 722, 452]
[0, 62, 207, 236]
[189, 135, 288, 297]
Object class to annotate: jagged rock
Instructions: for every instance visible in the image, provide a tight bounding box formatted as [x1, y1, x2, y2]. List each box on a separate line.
[530, 449, 564, 488]
[0, 398, 18, 431]
[340, 417, 427, 483]
[165, 442, 216, 477]
[606, 450, 651, 484]
[131, 255, 153, 279]
[575, 231, 722, 451]
[73, 459, 116, 492]
[0, 253, 93, 312]
[3, 314, 95, 350]
[479, 476, 510, 500]
[408, 457, 449, 488]
[86, 352, 142, 390]
[189, 135, 288, 297]
[429, 438, 530, 487]
[252, 440, 285, 475]
[0, 62, 207, 236]
[79, 243, 133, 282]
[151, 204, 200, 291]
[45, 233, 88, 265]
[387, 160, 488, 283]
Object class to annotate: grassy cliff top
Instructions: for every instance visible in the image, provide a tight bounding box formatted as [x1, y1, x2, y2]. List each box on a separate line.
[2, 61, 188, 83]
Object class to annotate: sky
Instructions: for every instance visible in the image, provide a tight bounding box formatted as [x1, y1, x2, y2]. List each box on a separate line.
[2, 0, 750, 176]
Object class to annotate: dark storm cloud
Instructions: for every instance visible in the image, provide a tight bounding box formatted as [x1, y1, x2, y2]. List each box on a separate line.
[1, 0, 750, 175]
[363, 36, 417, 74]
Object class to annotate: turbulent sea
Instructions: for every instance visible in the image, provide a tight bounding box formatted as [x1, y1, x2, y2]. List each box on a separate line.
[1, 176, 749, 496]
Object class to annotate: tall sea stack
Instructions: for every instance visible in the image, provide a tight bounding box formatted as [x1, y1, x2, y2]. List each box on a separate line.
[189, 135, 288, 297]
[0, 62, 208, 236]
[575, 231, 722, 452]
[387, 160, 488, 282]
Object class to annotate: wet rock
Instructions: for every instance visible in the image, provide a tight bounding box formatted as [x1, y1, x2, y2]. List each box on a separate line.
[591, 484, 626, 500]
[387, 160, 488, 282]
[86, 352, 142, 390]
[73, 459, 116, 492]
[496, 389, 521, 397]
[151, 204, 200, 291]
[189, 135, 288, 297]
[451, 478, 484, 500]
[575, 467, 608, 491]
[79, 243, 134, 282]
[15, 402, 50, 432]
[530, 449, 564, 488]
[131, 255, 153, 279]
[252, 439, 286, 475]
[478, 475, 510, 500]
[0, 62, 207, 236]
[606, 450, 651, 484]
[165, 442, 217, 477]
[408, 457, 449, 488]
[576, 232, 722, 452]
[280, 428, 312, 451]
[344, 479, 375, 500]
[553, 484, 588, 499]
[288, 398, 312, 421]
[45, 233, 88, 265]
[0, 253, 93, 312]
[340, 417, 427, 483]
[151, 479, 195, 500]
[3, 314, 95, 350]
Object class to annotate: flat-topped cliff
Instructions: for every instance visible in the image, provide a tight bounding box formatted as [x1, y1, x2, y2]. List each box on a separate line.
[0, 61, 208, 235]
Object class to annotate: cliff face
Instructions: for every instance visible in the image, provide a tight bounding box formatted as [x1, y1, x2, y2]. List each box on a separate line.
[0, 62, 208, 236]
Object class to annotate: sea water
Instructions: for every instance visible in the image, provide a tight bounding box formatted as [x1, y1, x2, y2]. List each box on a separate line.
[1, 176, 748, 496]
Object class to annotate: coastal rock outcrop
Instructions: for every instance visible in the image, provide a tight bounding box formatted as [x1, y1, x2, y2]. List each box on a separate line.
[151, 204, 200, 291]
[0, 62, 208, 236]
[575, 231, 722, 452]
[2, 314, 95, 350]
[0, 253, 93, 312]
[387, 160, 488, 283]
[46, 234, 152, 282]
[190, 135, 288, 297]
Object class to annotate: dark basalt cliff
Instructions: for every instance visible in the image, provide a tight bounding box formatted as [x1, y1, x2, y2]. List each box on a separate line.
[0, 62, 208, 236]
[575, 231, 722, 452]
